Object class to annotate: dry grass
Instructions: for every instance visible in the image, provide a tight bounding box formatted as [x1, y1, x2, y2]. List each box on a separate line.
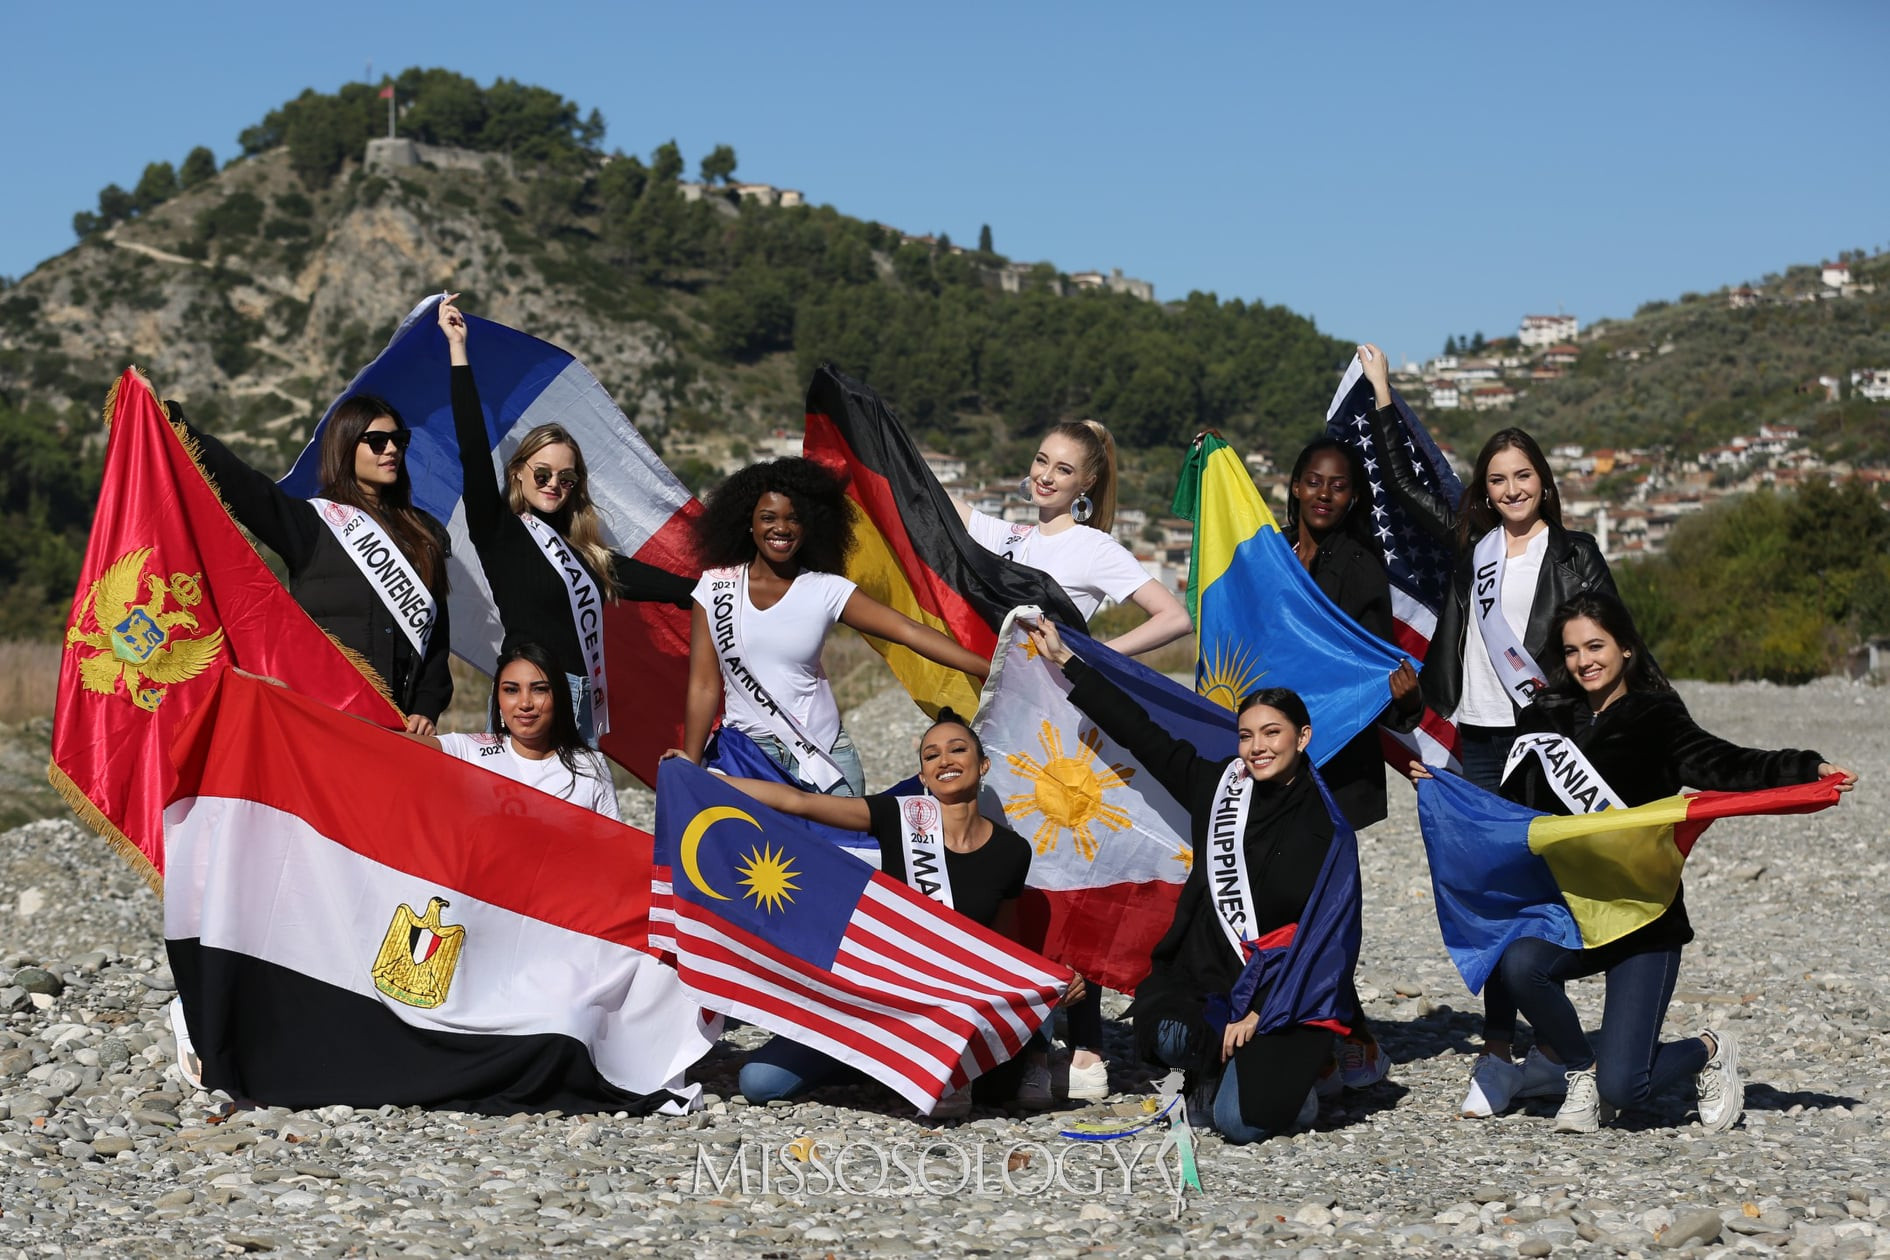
[0, 641, 63, 725]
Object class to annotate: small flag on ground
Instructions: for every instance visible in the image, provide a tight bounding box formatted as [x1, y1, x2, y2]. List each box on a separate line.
[164, 671, 719, 1113]
[280, 295, 699, 784]
[802, 364, 1085, 717]
[651, 759, 1069, 1113]
[1325, 360, 1463, 768]
[1416, 771, 1845, 993]
[50, 369, 402, 887]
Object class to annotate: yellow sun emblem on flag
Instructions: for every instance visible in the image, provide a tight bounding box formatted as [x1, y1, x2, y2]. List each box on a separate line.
[1196, 637, 1268, 713]
[736, 842, 800, 913]
[1004, 722, 1137, 862]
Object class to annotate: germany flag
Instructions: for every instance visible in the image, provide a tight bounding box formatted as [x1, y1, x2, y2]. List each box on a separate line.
[802, 366, 1085, 717]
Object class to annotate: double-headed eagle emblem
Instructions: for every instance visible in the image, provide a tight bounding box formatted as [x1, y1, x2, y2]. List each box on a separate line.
[64, 546, 224, 712]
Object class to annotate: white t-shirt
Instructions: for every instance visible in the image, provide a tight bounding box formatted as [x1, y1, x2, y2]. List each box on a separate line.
[691, 567, 857, 750]
[967, 510, 1152, 622]
[438, 733, 622, 821]
[1457, 528, 1549, 726]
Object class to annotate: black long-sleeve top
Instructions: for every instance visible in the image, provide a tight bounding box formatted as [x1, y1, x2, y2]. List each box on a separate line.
[179, 413, 454, 720]
[450, 365, 693, 678]
[1061, 654, 1335, 1014]
[1504, 690, 1825, 961]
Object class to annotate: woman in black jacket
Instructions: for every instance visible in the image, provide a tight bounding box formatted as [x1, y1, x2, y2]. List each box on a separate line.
[1359, 342, 1618, 1116]
[439, 297, 694, 746]
[1025, 619, 1357, 1144]
[179, 398, 453, 731]
[1464, 593, 1853, 1134]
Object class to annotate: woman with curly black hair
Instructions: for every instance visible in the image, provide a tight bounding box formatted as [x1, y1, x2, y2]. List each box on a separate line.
[679, 457, 991, 795]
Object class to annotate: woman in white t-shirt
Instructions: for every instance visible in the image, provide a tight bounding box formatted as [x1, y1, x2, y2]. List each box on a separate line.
[957, 419, 1192, 1102]
[679, 458, 991, 796]
[958, 420, 1192, 657]
[406, 642, 621, 820]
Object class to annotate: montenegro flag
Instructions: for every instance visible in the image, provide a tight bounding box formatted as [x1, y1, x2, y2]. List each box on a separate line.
[1416, 770, 1845, 993]
[801, 365, 1084, 717]
[49, 369, 403, 888]
[1174, 432, 1406, 766]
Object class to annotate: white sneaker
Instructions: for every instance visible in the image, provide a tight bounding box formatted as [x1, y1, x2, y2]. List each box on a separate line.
[1696, 1028, 1743, 1133]
[1460, 1054, 1523, 1118]
[1338, 1034, 1390, 1089]
[1015, 1061, 1053, 1110]
[1064, 1059, 1109, 1102]
[930, 1084, 972, 1120]
[1515, 1046, 1569, 1100]
[1552, 1066, 1615, 1133]
[1296, 1085, 1320, 1130]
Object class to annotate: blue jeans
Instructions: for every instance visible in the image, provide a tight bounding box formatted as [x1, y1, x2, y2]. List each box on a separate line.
[740, 1030, 1047, 1106]
[750, 726, 865, 797]
[1151, 1019, 1325, 1145]
[1496, 938, 1709, 1109]
[1457, 723, 1520, 1042]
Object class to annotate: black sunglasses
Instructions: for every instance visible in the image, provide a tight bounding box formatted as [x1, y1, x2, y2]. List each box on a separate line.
[358, 429, 412, 455]
[531, 465, 581, 491]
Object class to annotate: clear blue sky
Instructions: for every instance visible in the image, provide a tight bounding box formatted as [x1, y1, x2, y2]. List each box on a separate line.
[4, 2, 1886, 365]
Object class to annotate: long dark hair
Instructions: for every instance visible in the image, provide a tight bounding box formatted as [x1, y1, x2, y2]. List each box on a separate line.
[1236, 686, 1312, 731]
[490, 641, 594, 780]
[318, 395, 448, 593]
[1546, 592, 1673, 698]
[1457, 427, 1562, 549]
[695, 457, 854, 573]
[1283, 437, 1374, 547]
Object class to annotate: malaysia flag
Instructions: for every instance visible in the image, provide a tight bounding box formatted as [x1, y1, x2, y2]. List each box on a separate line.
[651, 760, 1070, 1114]
[1326, 359, 1464, 769]
[279, 295, 699, 784]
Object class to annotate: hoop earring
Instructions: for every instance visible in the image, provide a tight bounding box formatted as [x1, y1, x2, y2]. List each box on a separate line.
[1071, 494, 1094, 524]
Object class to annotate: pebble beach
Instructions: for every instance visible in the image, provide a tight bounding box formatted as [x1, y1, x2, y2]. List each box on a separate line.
[2, 676, 1886, 1257]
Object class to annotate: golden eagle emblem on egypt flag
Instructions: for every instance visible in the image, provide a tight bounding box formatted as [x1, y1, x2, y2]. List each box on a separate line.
[64, 546, 224, 712]
[371, 897, 467, 1009]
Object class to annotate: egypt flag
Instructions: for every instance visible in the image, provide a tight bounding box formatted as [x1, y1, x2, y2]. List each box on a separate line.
[652, 759, 1069, 1113]
[280, 295, 699, 784]
[802, 365, 1084, 717]
[1416, 771, 1846, 994]
[164, 670, 719, 1114]
[50, 370, 403, 888]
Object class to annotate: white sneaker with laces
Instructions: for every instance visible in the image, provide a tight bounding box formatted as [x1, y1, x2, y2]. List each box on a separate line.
[1696, 1028, 1743, 1133]
[1552, 1066, 1615, 1133]
[1064, 1059, 1109, 1102]
[1015, 1061, 1053, 1109]
[1460, 1054, 1524, 1118]
[1338, 1034, 1391, 1089]
[1515, 1046, 1569, 1100]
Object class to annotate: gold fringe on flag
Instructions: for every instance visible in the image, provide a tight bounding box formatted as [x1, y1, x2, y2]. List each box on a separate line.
[45, 761, 162, 895]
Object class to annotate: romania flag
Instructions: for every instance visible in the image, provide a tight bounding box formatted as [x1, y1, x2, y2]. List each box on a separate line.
[802, 366, 1084, 717]
[1173, 433, 1407, 767]
[1416, 771, 1845, 993]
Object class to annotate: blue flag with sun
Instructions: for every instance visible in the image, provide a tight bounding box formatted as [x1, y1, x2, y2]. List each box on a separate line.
[1173, 433, 1408, 767]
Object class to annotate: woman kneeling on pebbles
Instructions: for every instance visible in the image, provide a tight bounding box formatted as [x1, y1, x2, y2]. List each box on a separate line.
[1024, 619, 1360, 1143]
[1419, 593, 1856, 1133]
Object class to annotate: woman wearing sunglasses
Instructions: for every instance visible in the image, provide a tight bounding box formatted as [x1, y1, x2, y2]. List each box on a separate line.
[175, 395, 453, 733]
[440, 296, 694, 746]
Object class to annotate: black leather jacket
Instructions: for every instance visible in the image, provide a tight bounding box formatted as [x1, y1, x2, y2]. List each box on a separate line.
[1368, 406, 1617, 721]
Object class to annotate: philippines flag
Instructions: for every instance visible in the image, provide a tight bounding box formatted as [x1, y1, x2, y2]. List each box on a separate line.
[164, 671, 720, 1113]
[652, 759, 1071, 1114]
[279, 295, 698, 784]
[1326, 360, 1464, 769]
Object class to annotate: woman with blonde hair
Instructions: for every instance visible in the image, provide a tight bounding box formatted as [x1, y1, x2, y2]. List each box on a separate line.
[442, 296, 693, 744]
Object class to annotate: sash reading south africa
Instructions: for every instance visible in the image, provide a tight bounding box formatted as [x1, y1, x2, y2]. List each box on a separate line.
[703, 566, 845, 791]
[519, 514, 609, 739]
[1207, 759, 1261, 961]
[310, 498, 436, 659]
[896, 795, 955, 909]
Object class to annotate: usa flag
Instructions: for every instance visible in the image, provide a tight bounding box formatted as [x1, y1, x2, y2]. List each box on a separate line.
[650, 761, 1070, 1113]
[1325, 360, 1464, 768]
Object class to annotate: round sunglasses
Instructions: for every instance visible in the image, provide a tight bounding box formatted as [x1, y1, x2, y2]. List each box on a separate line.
[531, 465, 581, 491]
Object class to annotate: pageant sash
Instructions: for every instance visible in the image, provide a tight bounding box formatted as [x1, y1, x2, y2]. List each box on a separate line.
[519, 514, 609, 739]
[701, 566, 846, 791]
[895, 794, 955, 909]
[1503, 731, 1623, 815]
[1470, 527, 1548, 708]
[1206, 759, 1261, 962]
[309, 498, 436, 659]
